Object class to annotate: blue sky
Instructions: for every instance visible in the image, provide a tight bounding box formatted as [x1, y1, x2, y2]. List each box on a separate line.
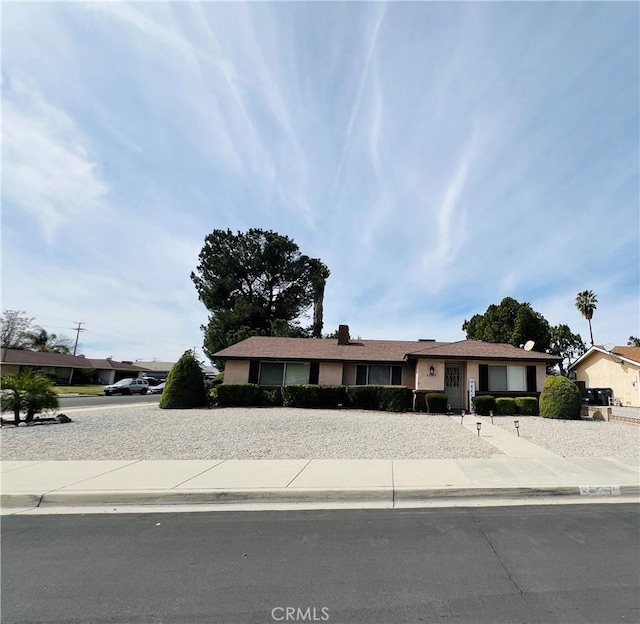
[2, 1, 638, 362]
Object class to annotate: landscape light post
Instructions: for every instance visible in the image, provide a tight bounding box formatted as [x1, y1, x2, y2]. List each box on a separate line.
[489, 410, 494, 424]
[476, 422, 481, 436]
[514, 420, 520, 437]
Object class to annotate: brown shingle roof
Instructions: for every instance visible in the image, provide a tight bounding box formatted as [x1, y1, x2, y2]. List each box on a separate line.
[213, 337, 560, 363]
[1, 349, 148, 372]
[407, 340, 560, 361]
[611, 346, 640, 364]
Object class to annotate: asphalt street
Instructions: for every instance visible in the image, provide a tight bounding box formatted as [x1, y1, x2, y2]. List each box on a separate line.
[2, 504, 638, 624]
[59, 394, 162, 409]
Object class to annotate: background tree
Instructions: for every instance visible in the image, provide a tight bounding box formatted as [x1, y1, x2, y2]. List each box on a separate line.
[575, 290, 597, 346]
[627, 336, 640, 347]
[159, 350, 207, 409]
[548, 324, 586, 376]
[191, 229, 330, 364]
[0, 372, 60, 424]
[1, 310, 35, 349]
[462, 297, 551, 352]
[25, 328, 73, 354]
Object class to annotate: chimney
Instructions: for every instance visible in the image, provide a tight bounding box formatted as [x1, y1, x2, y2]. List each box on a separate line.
[337, 324, 350, 345]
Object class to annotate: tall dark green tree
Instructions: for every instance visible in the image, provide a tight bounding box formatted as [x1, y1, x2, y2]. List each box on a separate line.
[549, 324, 586, 376]
[462, 297, 551, 352]
[191, 229, 330, 363]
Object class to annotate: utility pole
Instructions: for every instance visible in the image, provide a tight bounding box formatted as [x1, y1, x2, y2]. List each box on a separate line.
[72, 322, 86, 356]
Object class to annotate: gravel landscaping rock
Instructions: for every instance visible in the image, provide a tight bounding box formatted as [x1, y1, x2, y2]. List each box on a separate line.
[491, 414, 639, 458]
[1, 406, 502, 461]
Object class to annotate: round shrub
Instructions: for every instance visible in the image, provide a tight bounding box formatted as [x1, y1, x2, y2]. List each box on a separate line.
[495, 397, 516, 415]
[539, 376, 581, 420]
[472, 395, 495, 415]
[159, 350, 207, 409]
[426, 393, 448, 414]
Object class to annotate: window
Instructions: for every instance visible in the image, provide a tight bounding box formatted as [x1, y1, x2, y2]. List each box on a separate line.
[484, 365, 528, 391]
[258, 362, 310, 386]
[355, 365, 403, 385]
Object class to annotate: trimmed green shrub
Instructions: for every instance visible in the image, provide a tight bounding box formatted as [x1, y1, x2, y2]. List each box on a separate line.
[495, 397, 516, 415]
[261, 388, 283, 407]
[159, 350, 207, 409]
[217, 384, 261, 407]
[426, 392, 448, 414]
[378, 387, 412, 412]
[281, 385, 348, 409]
[515, 397, 538, 415]
[472, 395, 496, 415]
[346, 386, 381, 410]
[540, 376, 581, 419]
[208, 387, 218, 406]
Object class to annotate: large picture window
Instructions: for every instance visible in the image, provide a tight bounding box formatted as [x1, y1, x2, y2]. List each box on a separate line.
[258, 362, 311, 386]
[487, 365, 527, 391]
[355, 365, 403, 385]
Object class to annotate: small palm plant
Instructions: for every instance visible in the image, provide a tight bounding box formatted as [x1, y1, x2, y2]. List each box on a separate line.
[575, 290, 597, 346]
[1, 372, 60, 425]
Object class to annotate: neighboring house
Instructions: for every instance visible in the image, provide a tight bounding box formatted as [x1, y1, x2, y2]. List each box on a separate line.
[568, 346, 640, 408]
[135, 361, 177, 382]
[214, 325, 560, 411]
[0, 349, 148, 385]
[136, 360, 217, 382]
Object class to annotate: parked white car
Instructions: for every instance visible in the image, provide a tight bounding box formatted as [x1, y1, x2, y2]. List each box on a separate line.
[104, 378, 149, 396]
[149, 382, 166, 395]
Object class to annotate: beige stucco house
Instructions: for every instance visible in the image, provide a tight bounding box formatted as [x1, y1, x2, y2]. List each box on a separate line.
[569, 346, 640, 408]
[214, 325, 560, 411]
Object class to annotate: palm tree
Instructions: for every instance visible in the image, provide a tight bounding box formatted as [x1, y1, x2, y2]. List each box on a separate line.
[25, 328, 72, 354]
[575, 290, 598, 346]
[1, 372, 59, 424]
[308, 259, 331, 339]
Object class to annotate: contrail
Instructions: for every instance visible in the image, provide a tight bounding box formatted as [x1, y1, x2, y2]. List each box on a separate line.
[331, 3, 386, 196]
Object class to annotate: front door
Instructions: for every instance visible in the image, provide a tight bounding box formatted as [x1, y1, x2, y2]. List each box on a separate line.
[445, 363, 463, 409]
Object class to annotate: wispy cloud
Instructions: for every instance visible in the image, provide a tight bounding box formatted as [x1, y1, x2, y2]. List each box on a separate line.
[2, 81, 109, 244]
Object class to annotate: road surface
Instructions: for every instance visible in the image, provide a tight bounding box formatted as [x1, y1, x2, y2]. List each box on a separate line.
[2, 504, 638, 623]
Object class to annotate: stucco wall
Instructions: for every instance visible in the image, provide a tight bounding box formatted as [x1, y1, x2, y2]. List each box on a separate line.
[223, 360, 250, 384]
[319, 362, 344, 385]
[415, 360, 445, 391]
[575, 352, 640, 407]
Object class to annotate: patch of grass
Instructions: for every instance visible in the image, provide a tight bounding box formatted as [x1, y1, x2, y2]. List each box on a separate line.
[53, 385, 105, 396]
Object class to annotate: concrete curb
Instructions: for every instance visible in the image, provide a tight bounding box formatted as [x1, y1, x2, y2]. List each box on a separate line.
[2, 484, 638, 509]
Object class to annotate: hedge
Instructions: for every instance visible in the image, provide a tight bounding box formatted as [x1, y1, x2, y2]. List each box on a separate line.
[426, 393, 448, 414]
[495, 397, 516, 415]
[217, 384, 262, 407]
[472, 395, 495, 415]
[377, 387, 413, 412]
[540, 376, 581, 419]
[346, 386, 381, 410]
[515, 397, 538, 415]
[281, 385, 348, 409]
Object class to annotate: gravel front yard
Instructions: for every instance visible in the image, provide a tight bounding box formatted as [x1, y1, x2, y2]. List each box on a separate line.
[491, 414, 639, 458]
[1, 406, 501, 461]
[1, 406, 638, 461]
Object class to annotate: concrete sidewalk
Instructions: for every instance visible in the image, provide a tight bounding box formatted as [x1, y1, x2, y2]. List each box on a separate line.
[2, 455, 638, 513]
[2, 414, 638, 513]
